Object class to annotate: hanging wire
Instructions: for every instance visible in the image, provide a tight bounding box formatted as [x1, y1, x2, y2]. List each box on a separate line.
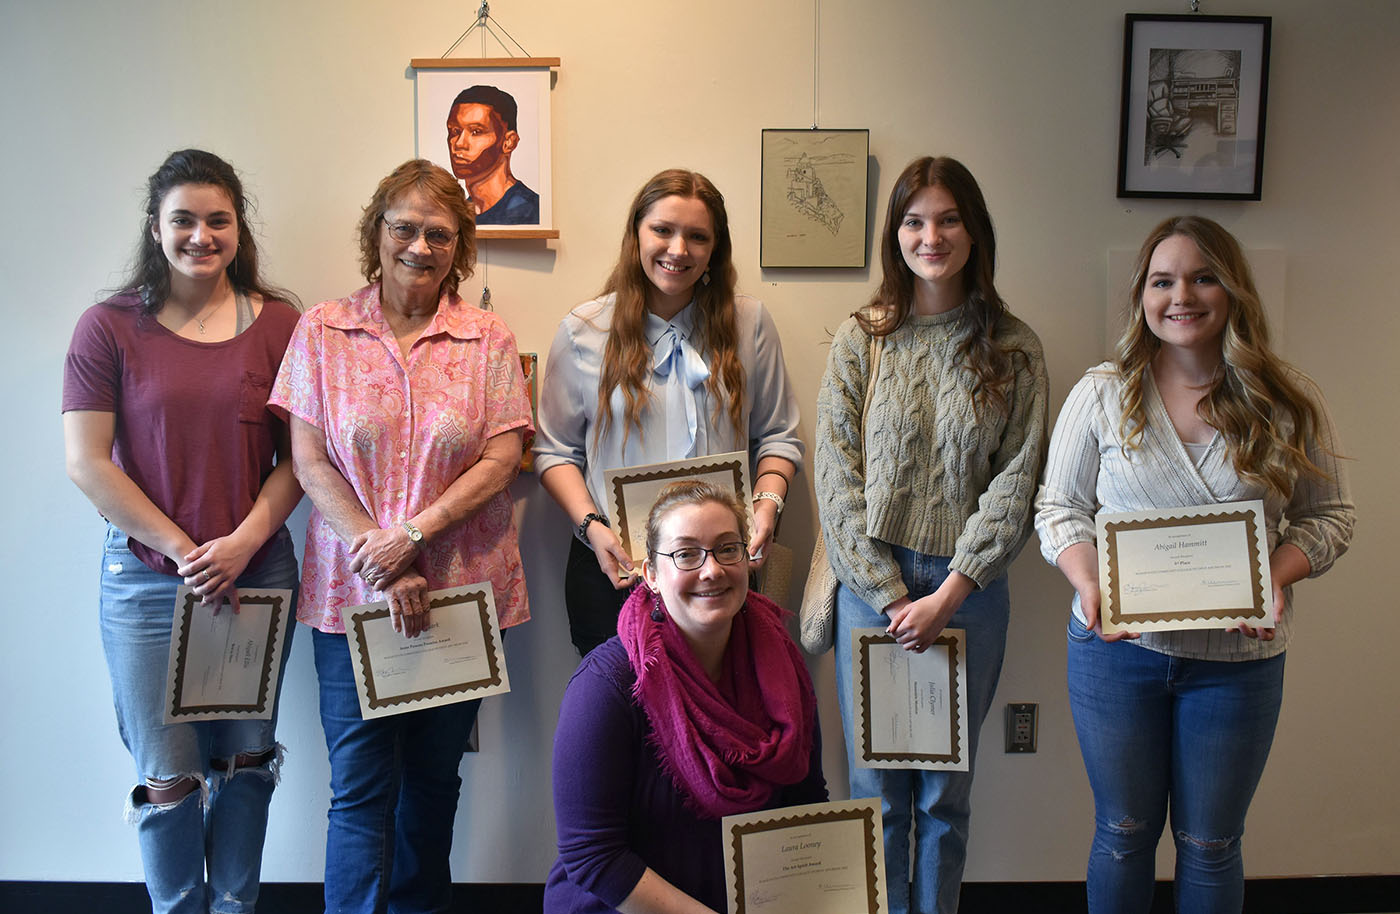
[811, 0, 820, 128]
[479, 243, 492, 310]
[441, 1, 531, 58]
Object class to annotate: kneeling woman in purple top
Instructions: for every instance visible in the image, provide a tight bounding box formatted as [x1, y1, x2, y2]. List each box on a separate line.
[545, 480, 826, 913]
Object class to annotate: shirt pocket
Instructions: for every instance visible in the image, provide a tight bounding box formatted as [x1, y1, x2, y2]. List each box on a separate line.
[238, 370, 274, 424]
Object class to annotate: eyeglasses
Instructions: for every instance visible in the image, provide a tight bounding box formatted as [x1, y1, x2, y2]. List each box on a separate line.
[654, 542, 749, 571]
[381, 217, 458, 249]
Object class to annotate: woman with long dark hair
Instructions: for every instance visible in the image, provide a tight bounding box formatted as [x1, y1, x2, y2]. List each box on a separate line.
[535, 169, 802, 656]
[815, 155, 1048, 914]
[63, 148, 302, 913]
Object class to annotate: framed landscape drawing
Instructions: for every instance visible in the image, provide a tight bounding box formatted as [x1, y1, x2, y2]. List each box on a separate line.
[1117, 15, 1271, 200]
[412, 58, 560, 238]
[760, 129, 869, 268]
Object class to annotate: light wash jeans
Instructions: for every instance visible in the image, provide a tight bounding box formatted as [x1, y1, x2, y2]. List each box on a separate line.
[99, 525, 298, 914]
[835, 546, 1009, 914]
[1066, 615, 1285, 914]
[313, 628, 486, 914]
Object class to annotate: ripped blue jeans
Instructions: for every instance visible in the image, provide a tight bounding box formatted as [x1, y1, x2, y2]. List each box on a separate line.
[1066, 616, 1285, 914]
[99, 525, 298, 914]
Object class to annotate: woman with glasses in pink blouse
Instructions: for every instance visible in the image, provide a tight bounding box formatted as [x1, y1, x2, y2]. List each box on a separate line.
[270, 159, 533, 914]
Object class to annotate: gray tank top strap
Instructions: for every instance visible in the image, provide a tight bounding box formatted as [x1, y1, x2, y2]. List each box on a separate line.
[234, 290, 255, 336]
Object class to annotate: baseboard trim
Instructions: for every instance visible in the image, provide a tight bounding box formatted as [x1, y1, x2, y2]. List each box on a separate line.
[2, 875, 1395, 913]
[960, 876, 1400, 913]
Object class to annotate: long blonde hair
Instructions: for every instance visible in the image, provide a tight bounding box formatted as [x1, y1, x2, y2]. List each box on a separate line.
[596, 169, 743, 445]
[1117, 216, 1327, 496]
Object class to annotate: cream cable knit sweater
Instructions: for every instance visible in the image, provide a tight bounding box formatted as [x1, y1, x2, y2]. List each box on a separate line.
[815, 305, 1049, 612]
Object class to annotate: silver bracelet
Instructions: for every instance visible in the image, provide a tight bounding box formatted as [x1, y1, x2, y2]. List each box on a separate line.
[753, 490, 785, 514]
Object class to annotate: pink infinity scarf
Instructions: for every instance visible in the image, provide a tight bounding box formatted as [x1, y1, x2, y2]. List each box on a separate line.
[618, 585, 817, 819]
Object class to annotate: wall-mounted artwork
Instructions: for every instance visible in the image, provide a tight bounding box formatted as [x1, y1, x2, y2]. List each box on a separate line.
[1117, 15, 1271, 200]
[760, 129, 869, 268]
[412, 58, 560, 238]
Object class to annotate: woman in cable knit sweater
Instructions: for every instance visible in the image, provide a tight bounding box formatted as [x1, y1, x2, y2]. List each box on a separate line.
[814, 156, 1048, 914]
[1035, 216, 1354, 912]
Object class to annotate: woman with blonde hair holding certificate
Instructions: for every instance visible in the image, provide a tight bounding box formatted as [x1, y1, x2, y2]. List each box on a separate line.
[1035, 215, 1355, 912]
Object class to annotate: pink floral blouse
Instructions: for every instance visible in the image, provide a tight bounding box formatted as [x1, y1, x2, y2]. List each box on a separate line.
[270, 283, 533, 633]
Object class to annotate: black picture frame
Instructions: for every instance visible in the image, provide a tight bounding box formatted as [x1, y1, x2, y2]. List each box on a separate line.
[1116, 14, 1271, 200]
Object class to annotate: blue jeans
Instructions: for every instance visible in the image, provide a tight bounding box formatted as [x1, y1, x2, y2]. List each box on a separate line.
[313, 627, 486, 914]
[1066, 616, 1286, 914]
[835, 547, 1009, 914]
[99, 525, 298, 914]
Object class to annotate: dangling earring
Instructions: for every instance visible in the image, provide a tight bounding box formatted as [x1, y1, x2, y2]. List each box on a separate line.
[650, 591, 666, 623]
[701, 269, 711, 287]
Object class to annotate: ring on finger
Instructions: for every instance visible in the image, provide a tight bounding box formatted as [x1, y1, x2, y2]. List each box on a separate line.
[200, 570, 211, 582]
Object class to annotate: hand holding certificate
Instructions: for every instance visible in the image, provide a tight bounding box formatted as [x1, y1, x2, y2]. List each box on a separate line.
[722, 799, 886, 914]
[343, 584, 510, 720]
[1096, 499, 1273, 635]
[852, 628, 969, 771]
[604, 451, 752, 563]
[164, 586, 293, 724]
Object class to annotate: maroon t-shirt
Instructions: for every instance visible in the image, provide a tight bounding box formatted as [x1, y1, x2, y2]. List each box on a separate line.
[63, 292, 300, 574]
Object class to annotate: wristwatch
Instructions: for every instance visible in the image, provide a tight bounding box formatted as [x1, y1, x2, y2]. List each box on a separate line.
[576, 512, 607, 540]
[401, 520, 425, 548]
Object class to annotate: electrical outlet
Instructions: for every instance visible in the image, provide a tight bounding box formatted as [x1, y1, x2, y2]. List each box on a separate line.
[1005, 702, 1038, 753]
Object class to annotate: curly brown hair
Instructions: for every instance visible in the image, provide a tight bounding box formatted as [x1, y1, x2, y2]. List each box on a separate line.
[356, 159, 476, 297]
[596, 169, 743, 446]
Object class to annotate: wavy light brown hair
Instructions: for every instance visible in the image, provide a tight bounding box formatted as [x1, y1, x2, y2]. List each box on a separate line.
[596, 169, 743, 445]
[1116, 215, 1327, 496]
[644, 479, 749, 562]
[120, 148, 299, 315]
[357, 159, 476, 297]
[859, 156, 1020, 417]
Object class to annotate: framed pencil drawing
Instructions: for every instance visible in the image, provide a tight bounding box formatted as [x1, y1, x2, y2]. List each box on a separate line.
[412, 58, 560, 238]
[760, 129, 869, 268]
[1116, 15, 1271, 200]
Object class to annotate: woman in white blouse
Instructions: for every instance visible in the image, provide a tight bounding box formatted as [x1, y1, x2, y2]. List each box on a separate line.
[1035, 216, 1354, 912]
[534, 169, 802, 656]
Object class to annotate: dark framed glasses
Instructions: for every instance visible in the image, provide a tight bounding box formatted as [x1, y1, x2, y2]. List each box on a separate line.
[654, 542, 749, 571]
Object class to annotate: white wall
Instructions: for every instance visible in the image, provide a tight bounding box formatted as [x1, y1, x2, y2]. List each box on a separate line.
[3, 0, 1396, 884]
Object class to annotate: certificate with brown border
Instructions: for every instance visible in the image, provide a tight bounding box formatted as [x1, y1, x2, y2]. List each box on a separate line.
[604, 451, 752, 563]
[1096, 499, 1272, 634]
[163, 587, 293, 724]
[722, 799, 886, 914]
[342, 585, 509, 720]
[852, 628, 968, 771]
